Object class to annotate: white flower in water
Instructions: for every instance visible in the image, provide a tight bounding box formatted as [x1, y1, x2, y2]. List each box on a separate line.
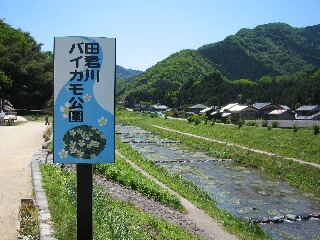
[98, 116, 107, 126]
[60, 102, 71, 118]
[83, 94, 91, 102]
[59, 149, 68, 159]
[78, 140, 85, 147]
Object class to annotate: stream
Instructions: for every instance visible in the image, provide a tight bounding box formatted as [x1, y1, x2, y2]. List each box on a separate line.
[116, 124, 320, 240]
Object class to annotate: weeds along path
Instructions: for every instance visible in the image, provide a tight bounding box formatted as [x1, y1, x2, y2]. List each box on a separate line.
[115, 150, 239, 240]
[151, 125, 320, 169]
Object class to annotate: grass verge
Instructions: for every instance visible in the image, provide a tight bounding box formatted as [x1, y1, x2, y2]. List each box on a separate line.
[94, 154, 185, 213]
[40, 163, 206, 240]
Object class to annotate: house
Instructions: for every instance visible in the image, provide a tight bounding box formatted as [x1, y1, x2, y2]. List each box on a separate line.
[227, 105, 260, 122]
[186, 104, 208, 115]
[200, 106, 219, 118]
[269, 109, 295, 120]
[251, 102, 290, 119]
[152, 104, 168, 112]
[295, 105, 320, 120]
[217, 103, 237, 120]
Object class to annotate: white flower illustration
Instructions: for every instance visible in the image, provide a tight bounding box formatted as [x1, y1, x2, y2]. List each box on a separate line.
[83, 94, 91, 102]
[78, 140, 85, 147]
[69, 147, 77, 154]
[69, 141, 76, 148]
[94, 141, 100, 148]
[98, 116, 107, 126]
[69, 129, 76, 137]
[59, 149, 68, 159]
[60, 102, 71, 118]
[77, 150, 84, 159]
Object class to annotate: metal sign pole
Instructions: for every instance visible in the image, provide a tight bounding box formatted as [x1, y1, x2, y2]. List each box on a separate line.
[77, 164, 93, 240]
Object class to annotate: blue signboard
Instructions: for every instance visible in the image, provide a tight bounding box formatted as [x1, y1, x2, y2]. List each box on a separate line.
[54, 37, 115, 164]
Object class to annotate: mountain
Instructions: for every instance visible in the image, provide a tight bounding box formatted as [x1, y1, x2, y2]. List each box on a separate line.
[118, 23, 320, 108]
[198, 23, 320, 81]
[117, 49, 218, 107]
[116, 65, 142, 79]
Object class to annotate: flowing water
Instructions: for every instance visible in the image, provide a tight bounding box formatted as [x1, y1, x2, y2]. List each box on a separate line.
[117, 125, 320, 239]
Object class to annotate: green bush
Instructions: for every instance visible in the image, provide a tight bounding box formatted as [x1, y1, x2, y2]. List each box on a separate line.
[313, 125, 320, 135]
[271, 121, 280, 128]
[292, 123, 298, 132]
[238, 118, 244, 128]
[245, 121, 258, 127]
[260, 120, 268, 127]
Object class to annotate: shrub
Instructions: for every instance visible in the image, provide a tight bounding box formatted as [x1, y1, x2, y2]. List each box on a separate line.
[187, 115, 194, 123]
[271, 121, 280, 128]
[260, 120, 268, 127]
[194, 116, 201, 125]
[150, 112, 159, 118]
[245, 121, 258, 127]
[225, 117, 232, 124]
[292, 123, 298, 132]
[202, 116, 208, 124]
[238, 118, 244, 128]
[313, 125, 320, 135]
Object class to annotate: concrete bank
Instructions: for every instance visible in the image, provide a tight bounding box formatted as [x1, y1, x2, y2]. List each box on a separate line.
[31, 149, 56, 240]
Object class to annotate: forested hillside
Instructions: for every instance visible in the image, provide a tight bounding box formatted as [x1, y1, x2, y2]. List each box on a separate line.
[116, 65, 142, 79]
[118, 49, 217, 107]
[0, 19, 53, 110]
[118, 23, 320, 109]
[198, 23, 320, 81]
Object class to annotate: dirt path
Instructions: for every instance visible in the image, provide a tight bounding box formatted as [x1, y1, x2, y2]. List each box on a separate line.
[152, 125, 320, 169]
[0, 122, 47, 239]
[115, 150, 238, 240]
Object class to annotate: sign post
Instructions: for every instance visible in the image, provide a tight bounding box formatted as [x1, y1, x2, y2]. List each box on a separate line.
[53, 37, 116, 239]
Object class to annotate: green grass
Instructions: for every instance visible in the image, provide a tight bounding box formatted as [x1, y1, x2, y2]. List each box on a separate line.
[119, 114, 320, 164]
[94, 154, 185, 213]
[40, 163, 206, 240]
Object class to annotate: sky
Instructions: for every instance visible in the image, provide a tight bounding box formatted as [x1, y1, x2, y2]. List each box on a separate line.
[1, 0, 320, 71]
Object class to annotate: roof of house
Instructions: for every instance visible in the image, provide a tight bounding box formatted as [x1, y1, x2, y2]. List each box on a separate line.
[296, 105, 319, 111]
[189, 104, 208, 109]
[229, 105, 249, 112]
[153, 104, 167, 109]
[279, 105, 291, 110]
[269, 109, 288, 115]
[251, 102, 271, 109]
[220, 103, 238, 111]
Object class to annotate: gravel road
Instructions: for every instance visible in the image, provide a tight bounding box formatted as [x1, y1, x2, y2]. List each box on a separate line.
[0, 121, 47, 239]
